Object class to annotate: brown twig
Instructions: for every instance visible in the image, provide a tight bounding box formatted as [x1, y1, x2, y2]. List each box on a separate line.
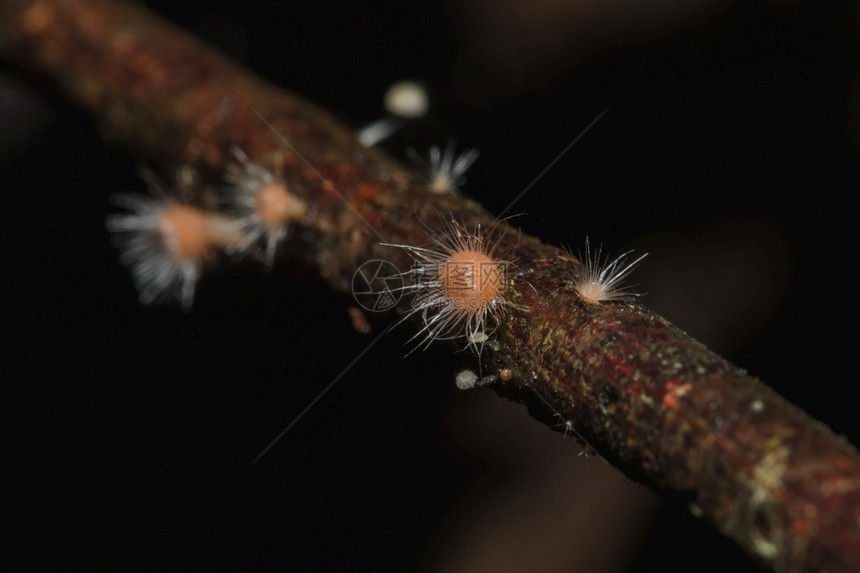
[1, 1, 858, 571]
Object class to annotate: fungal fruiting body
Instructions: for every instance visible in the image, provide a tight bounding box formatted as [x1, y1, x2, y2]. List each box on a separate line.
[384, 217, 515, 355]
[357, 80, 430, 146]
[455, 369, 479, 390]
[106, 191, 241, 310]
[408, 141, 480, 195]
[384, 80, 430, 119]
[455, 369, 498, 390]
[224, 147, 307, 267]
[570, 238, 647, 304]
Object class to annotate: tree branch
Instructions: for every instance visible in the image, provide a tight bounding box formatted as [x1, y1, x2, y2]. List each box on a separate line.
[1, 1, 857, 571]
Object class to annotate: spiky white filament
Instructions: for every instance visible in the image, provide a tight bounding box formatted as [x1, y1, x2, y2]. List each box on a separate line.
[383, 219, 512, 355]
[571, 238, 647, 304]
[106, 193, 203, 311]
[408, 141, 480, 195]
[224, 147, 301, 267]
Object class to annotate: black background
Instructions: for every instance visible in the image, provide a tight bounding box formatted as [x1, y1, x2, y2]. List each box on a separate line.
[3, 0, 858, 571]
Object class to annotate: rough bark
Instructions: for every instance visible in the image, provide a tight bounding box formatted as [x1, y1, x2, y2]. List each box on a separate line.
[1, 1, 857, 571]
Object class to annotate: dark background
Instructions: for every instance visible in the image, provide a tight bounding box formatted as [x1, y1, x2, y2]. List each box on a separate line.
[3, 0, 858, 571]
